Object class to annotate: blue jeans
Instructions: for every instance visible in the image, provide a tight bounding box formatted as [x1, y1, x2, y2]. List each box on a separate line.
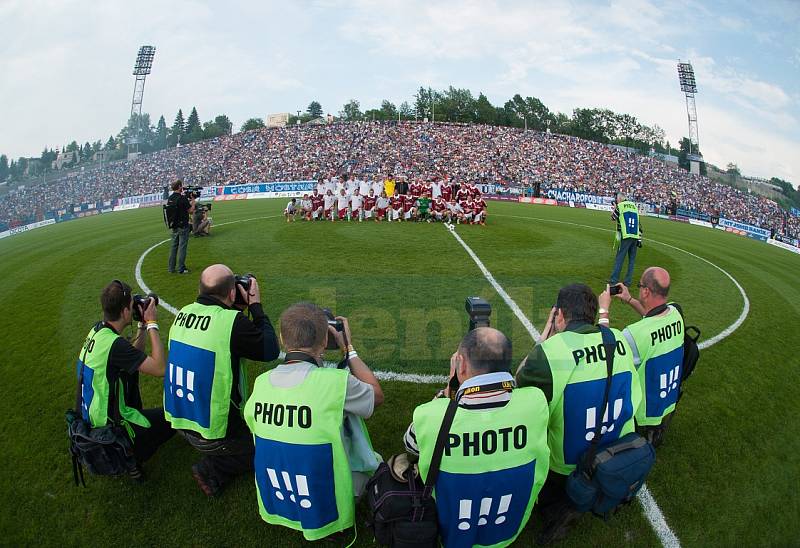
[610, 237, 638, 286]
[168, 226, 190, 272]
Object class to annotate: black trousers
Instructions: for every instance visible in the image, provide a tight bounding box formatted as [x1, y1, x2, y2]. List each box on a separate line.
[130, 408, 176, 464]
[181, 413, 254, 487]
[537, 472, 572, 518]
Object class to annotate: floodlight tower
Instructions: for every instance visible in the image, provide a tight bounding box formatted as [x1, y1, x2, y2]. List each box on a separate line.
[128, 45, 156, 159]
[677, 61, 703, 175]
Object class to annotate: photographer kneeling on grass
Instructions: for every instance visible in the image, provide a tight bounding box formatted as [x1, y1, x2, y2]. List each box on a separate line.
[244, 303, 383, 543]
[165, 264, 280, 497]
[604, 267, 687, 447]
[70, 280, 174, 482]
[402, 327, 550, 548]
[516, 284, 642, 544]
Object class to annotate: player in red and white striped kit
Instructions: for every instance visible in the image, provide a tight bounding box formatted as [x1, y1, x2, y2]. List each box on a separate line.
[363, 190, 377, 221]
[350, 189, 364, 222]
[310, 189, 324, 220]
[472, 196, 487, 225]
[401, 193, 416, 221]
[376, 191, 390, 222]
[389, 191, 403, 222]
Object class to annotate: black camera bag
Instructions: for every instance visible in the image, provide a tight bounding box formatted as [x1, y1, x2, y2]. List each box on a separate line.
[366, 398, 458, 547]
[67, 326, 136, 486]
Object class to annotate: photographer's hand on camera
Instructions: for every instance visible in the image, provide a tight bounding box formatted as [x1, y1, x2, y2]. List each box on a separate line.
[611, 282, 646, 315]
[332, 315, 384, 408]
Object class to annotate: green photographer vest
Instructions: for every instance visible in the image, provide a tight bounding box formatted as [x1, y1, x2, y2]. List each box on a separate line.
[244, 366, 356, 541]
[414, 387, 550, 548]
[165, 302, 239, 439]
[623, 305, 685, 426]
[617, 201, 641, 239]
[76, 323, 149, 429]
[540, 328, 641, 475]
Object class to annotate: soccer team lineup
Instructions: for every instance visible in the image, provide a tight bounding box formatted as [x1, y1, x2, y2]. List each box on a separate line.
[2, 4, 800, 547]
[283, 176, 488, 224]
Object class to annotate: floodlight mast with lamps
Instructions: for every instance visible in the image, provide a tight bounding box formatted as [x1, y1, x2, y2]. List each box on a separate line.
[677, 61, 701, 163]
[128, 46, 156, 158]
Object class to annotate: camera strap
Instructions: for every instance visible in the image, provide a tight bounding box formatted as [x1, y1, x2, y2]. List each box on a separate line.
[582, 326, 617, 468]
[422, 397, 458, 499]
[283, 351, 321, 366]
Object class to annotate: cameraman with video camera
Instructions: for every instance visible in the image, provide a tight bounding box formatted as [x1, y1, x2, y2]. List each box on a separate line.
[165, 179, 194, 274]
[243, 302, 383, 542]
[70, 280, 174, 481]
[165, 264, 280, 497]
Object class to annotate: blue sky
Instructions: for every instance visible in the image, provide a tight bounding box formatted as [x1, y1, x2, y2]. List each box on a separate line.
[1, 0, 798, 184]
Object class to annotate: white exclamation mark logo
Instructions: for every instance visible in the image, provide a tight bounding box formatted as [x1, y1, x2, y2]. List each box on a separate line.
[185, 370, 195, 402]
[458, 499, 472, 531]
[282, 471, 295, 502]
[585, 407, 597, 441]
[267, 468, 284, 500]
[176, 365, 184, 398]
[495, 494, 512, 525]
[296, 475, 312, 509]
[670, 366, 679, 391]
[477, 497, 492, 526]
[169, 363, 174, 395]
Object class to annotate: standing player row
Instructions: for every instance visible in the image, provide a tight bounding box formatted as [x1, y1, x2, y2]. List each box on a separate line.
[285, 189, 487, 225]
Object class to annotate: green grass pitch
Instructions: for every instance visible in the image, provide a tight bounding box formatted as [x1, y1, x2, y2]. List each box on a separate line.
[0, 199, 797, 546]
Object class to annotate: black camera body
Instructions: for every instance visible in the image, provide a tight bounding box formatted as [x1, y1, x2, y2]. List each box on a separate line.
[610, 284, 623, 296]
[323, 308, 344, 350]
[234, 274, 255, 307]
[465, 296, 492, 331]
[132, 293, 159, 322]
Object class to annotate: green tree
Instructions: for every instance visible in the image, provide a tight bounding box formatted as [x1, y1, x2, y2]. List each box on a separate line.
[240, 118, 265, 132]
[104, 135, 117, 151]
[399, 101, 414, 120]
[307, 101, 323, 118]
[213, 114, 232, 135]
[154, 115, 168, 150]
[0, 155, 8, 181]
[339, 99, 363, 121]
[202, 121, 225, 139]
[475, 93, 496, 125]
[169, 109, 185, 147]
[186, 107, 200, 134]
[81, 141, 92, 161]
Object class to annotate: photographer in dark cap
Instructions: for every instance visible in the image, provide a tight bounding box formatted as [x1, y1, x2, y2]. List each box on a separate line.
[165, 179, 194, 274]
[165, 264, 280, 497]
[74, 280, 174, 480]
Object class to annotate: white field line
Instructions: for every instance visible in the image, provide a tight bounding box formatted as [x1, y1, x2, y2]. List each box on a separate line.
[448, 220, 683, 548]
[494, 213, 749, 350]
[445, 223, 542, 342]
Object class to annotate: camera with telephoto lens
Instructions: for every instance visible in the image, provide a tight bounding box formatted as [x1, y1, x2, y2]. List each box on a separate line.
[234, 274, 256, 307]
[132, 293, 159, 322]
[465, 296, 492, 331]
[322, 308, 344, 350]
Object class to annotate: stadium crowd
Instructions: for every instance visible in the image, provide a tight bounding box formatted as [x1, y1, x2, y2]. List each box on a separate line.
[2, 121, 798, 239]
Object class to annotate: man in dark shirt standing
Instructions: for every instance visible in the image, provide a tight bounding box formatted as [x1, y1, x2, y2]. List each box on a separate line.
[165, 264, 281, 496]
[167, 180, 194, 274]
[76, 280, 175, 480]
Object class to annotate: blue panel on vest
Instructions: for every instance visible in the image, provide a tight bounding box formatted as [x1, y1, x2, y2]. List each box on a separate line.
[563, 372, 633, 465]
[164, 340, 215, 428]
[76, 360, 94, 422]
[645, 346, 683, 417]
[435, 460, 535, 548]
[623, 211, 639, 235]
[254, 437, 338, 530]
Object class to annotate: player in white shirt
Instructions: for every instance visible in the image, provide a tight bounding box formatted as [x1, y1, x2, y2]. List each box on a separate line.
[323, 189, 336, 221]
[324, 178, 336, 196]
[350, 189, 364, 222]
[284, 198, 298, 222]
[376, 191, 390, 222]
[430, 179, 442, 199]
[359, 177, 371, 197]
[447, 200, 463, 224]
[335, 189, 350, 221]
[299, 194, 313, 221]
[316, 178, 326, 196]
[371, 176, 384, 197]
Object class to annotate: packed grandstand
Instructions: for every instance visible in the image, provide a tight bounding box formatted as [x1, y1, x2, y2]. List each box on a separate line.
[1, 121, 798, 241]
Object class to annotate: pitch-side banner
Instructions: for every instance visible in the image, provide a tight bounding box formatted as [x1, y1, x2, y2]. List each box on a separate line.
[217, 181, 314, 195]
[117, 192, 163, 206]
[718, 218, 770, 241]
[545, 188, 614, 206]
[0, 218, 56, 240]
